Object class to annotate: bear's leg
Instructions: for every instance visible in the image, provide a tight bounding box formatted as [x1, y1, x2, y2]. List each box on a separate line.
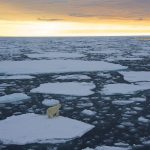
[50, 113, 54, 118]
[56, 111, 59, 117]
[47, 111, 53, 118]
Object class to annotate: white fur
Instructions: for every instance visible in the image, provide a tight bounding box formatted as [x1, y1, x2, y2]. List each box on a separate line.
[47, 104, 61, 118]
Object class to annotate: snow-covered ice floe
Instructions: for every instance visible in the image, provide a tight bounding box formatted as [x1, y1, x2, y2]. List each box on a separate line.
[119, 71, 150, 82]
[138, 117, 149, 124]
[112, 100, 135, 106]
[0, 113, 94, 145]
[42, 99, 60, 107]
[83, 146, 130, 150]
[81, 109, 96, 116]
[0, 75, 35, 80]
[129, 97, 146, 102]
[56, 75, 91, 80]
[0, 60, 127, 75]
[107, 56, 143, 62]
[0, 93, 30, 104]
[26, 52, 84, 59]
[31, 82, 95, 96]
[101, 82, 150, 95]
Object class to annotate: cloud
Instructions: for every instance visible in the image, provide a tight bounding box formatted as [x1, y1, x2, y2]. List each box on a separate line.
[0, 0, 150, 22]
[38, 18, 65, 22]
[69, 13, 96, 18]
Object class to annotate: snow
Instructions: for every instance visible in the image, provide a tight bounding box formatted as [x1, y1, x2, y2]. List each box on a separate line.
[82, 148, 94, 150]
[42, 99, 60, 107]
[0, 60, 127, 75]
[138, 117, 149, 124]
[101, 82, 150, 95]
[83, 146, 130, 150]
[119, 71, 150, 82]
[112, 100, 135, 106]
[95, 146, 130, 150]
[31, 82, 95, 96]
[26, 52, 84, 59]
[116, 57, 143, 61]
[129, 97, 146, 102]
[133, 52, 149, 57]
[107, 56, 143, 61]
[0, 93, 30, 104]
[0, 75, 35, 80]
[90, 50, 117, 54]
[81, 109, 96, 116]
[56, 75, 91, 80]
[0, 113, 94, 145]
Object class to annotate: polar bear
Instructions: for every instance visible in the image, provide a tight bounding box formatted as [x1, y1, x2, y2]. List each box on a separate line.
[47, 104, 61, 118]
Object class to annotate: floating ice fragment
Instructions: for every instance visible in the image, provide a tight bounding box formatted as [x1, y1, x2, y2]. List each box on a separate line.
[119, 71, 150, 82]
[0, 93, 30, 104]
[138, 117, 149, 124]
[81, 109, 96, 116]
[42, 99, 60, 107]
[0, 113, 94, 145]
[101, 82, 150, 95]
[0, 60, 127, 75]
[31, 82, 95, 96]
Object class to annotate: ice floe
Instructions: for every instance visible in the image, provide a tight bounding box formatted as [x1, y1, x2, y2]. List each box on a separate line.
[26, 52, 84, 59]
[81, 109, 96, 116]
[119, 71, 150, 82]
[112, 100, 135, 106]
[138, 117, 149, 124]
[107, 56, 143, 62]
[31, 82, 95, 96]
[101, 82, 150, 95]
[0, 75, 35, 80]
[0, 93, 30, 104]
[129, 97, 146, 102]
[83, 146, 130, 150]
[56, 75, 91, 80]
[0, 113, 94, 145]
[0, 60, 127, 75]
[42, 99, 60, 107]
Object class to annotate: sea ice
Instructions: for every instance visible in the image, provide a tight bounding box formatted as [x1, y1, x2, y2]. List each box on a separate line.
[81, 109, 96, 116]
[42, 99, 60, 107]
[112, 100, 135, 106]
[119, 71, 150, 82]
[129, 97, 146, 102]
[56, 75, 91, 80]
[0, 75, 35, 80]
[83, 146, 130, 150]
[26, 52, 84, 59]
[138, 117, 149, 124]
[0, 93, 30, 104]
[107, 56, 142, 61]
[101, 82, 150, 95]
[0, 60, 127, 75]
[95, 146, 130, 150]
[0, 113, 94, 145]
[31, 82, 95, 96]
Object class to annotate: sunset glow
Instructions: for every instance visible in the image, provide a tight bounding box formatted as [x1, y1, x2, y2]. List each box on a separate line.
[0, 0, 150, 36]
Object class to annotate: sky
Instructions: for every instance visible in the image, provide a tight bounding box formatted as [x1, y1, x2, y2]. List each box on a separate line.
[0, 0, 150, 36]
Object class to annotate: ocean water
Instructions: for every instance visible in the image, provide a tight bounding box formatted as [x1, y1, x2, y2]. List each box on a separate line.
[0, 37, 150, 150]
